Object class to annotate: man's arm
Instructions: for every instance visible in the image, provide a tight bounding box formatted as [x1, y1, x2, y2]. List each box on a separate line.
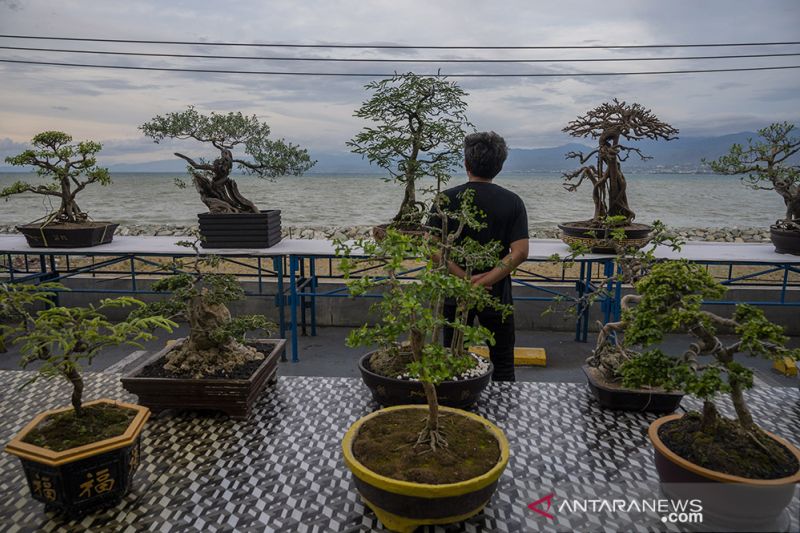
[472, 238, 529, 288]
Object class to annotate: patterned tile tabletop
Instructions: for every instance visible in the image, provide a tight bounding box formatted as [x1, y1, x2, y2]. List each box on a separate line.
[0, 371, 797, 532]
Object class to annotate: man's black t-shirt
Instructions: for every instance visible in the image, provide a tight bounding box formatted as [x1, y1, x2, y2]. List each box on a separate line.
[430, 181, 529, 304]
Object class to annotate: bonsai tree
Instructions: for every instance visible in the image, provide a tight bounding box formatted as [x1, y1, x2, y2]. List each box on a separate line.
[609, 260, 800, 476]
[132, 239, 277, 377]
[562, 99, 679, 226]
[2, 131, 110, 224]
[707, 122, 799, 231]
[140, 106, 315, 214]
[3, 287, 175, 415]
[347, 73, 473, 227]
[339, 193, 509, 449]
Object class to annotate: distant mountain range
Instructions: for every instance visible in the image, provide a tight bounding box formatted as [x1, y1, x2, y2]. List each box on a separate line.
[0, 131, 773, 174]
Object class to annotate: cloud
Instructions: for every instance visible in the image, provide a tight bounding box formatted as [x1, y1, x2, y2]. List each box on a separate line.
[0, 0, 798, 158]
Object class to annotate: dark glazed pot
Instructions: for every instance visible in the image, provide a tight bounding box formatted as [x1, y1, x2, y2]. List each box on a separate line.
[558, 221, 652, 253]
[649, 414, 800, 532]
[358, 351, 492, 409]
[770, 225, 800, 255]
[4, 399, 148, 518]
[121, 339, 284, 419]
[198, 210, 281, 248]
[583, 365, 683, 413]
[17, 222, 118, 248]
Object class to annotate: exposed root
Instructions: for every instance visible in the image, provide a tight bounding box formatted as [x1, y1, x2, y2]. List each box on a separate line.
[413, 426, 449, 453]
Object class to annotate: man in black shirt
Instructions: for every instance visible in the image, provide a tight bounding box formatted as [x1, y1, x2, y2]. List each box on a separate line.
[435, 131, 529, 381]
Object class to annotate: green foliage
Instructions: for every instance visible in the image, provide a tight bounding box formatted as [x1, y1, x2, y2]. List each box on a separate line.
[140, 106, 315, 179]
[132, 238, 276, 344]
[706, 122, 800, 226]
[337, 192, 510, 398]
[208, 315, 275, 345]
[0, 282, 63, 351]
[406, 344, 476, 385]
[615, 258, 800, 430]
[347, 73, 473, 221]
[6, 294, 176, 409]
[623, 260, 725, 346]
[2, 131, 111, 222]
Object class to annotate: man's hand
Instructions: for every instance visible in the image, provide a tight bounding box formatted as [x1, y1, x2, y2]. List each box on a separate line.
[470, 239, 530, 289]
[471, 272, 490, 289]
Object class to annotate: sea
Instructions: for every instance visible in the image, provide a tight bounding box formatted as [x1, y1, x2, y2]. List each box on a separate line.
[0, 172, 785, 229]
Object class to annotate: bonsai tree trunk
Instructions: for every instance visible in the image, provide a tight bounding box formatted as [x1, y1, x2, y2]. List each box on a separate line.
[165, 289, 262, 378]
[410, 327, 447, 452]
[56, 180, 87, 223]
[62, 363, 84, 415]
[177, 150, 260, 214]
[605, 137, 634, 223]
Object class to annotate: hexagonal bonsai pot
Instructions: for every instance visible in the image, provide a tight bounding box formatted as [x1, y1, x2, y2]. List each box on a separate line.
[5, 400, 149, 517]
[0, 286, 175, 516]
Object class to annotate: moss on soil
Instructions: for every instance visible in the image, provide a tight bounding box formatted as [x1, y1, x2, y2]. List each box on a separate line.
[22, 403, 137, 452]
[352, 409, 500, 484]
[660, 412, 799, 480]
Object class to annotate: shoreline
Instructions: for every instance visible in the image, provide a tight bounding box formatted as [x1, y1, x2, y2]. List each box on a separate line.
[0, 224, 773, 243]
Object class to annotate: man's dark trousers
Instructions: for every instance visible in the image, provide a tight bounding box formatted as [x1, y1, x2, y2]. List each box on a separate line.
[443, 304, 516, 382]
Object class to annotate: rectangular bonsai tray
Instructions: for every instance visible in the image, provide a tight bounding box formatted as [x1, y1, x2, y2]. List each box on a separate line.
[120, 339, 285, 419]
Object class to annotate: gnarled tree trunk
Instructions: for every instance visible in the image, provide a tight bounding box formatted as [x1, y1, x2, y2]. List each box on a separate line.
[165, 289, 263, 378]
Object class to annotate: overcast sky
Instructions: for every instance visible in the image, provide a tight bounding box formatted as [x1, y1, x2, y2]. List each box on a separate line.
[1, 0, 799, 165]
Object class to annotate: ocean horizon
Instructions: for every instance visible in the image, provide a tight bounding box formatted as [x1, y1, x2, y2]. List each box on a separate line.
[0, 172, 785, 229]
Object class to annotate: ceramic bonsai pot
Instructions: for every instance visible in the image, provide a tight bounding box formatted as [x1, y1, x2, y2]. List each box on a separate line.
[583, 365, 683, 413]
[770, 225, 800, 255]
[4, 399, 149, 517]
[17, 222, 118, 248]
[358, 351, 493, 408]
[198, 210, 282, 248]
[342, 405, 509, 533]
[649, 414, 800, 532]
[121, 339, 284, 419]
[558, 221, 652, 253]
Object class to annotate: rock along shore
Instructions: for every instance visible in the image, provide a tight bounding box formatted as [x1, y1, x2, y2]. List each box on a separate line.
[0, 224, 774, 243]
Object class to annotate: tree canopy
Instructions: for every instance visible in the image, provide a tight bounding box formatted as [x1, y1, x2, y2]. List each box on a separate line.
[562, 99, 678, 225]
[707, 122, 800, 229]
[347, 73, 473, 225]
[140, 106, 315, 213]
[2, 131, 110, 223]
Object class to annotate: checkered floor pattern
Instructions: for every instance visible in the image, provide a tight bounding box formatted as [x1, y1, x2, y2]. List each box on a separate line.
[0, 371, 797, 532]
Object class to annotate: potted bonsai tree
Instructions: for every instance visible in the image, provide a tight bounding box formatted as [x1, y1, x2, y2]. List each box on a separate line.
[121, 238, 284, 418]
[337, 190, 507, 408]
[347, 72, 473, 238]
[140, 106, 315, 248]
[707, 121, 800, 255]
[3, 286, 175, 516]
[2, 131, 118, 248]
[617, 260, 800, 530]
[576, 222, 687, 412]
[559, 99, 678, 252]
[340, 220, 510, 532]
